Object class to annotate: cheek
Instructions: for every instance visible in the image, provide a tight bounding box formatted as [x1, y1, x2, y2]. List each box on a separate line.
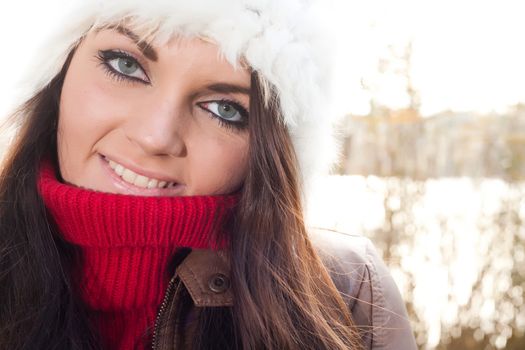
[188, 136, 249, 195]
[57, 57, 128, 181]
[59, 64, 125, 138]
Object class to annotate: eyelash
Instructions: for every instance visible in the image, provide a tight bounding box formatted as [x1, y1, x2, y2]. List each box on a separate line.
[95, 49, 249, 131]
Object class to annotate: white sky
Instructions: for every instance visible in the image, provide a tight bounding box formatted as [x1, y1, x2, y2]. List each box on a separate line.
[332, 0, 525, 116]
[1, 0, 525, 117]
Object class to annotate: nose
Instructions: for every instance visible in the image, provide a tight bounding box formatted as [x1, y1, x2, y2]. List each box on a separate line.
[124, 97, 187, 157]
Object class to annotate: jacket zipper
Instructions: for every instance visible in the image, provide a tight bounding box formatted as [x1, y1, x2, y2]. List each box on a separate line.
[151, 274, 179, 350]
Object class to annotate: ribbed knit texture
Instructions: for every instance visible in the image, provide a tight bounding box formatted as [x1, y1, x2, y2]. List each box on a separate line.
[37, 161, 238, 349]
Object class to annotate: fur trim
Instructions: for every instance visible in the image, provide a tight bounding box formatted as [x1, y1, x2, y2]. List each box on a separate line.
[17, 0, 341, 199]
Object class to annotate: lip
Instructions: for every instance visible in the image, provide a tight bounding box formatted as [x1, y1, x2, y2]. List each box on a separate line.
[98, 154, 186, 196]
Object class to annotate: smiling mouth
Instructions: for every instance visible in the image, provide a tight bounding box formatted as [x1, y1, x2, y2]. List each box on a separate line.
[105, 158, 177, 189]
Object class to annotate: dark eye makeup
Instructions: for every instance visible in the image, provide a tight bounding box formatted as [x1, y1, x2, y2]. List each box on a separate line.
[95, 49, 249, 132]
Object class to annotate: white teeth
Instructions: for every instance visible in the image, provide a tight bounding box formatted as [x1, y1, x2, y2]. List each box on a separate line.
[115, 164, 125, 176]
[106, 158, 176, 189]
[133, 175, 149, 188]
[147, 179, 158, 189]
[122, 169, 137, 183]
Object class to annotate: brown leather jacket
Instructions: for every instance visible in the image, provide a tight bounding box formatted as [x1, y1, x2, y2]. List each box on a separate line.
[151, 229, 417, 349]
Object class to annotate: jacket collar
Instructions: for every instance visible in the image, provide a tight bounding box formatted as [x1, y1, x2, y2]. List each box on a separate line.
[176, 249, 233, 307]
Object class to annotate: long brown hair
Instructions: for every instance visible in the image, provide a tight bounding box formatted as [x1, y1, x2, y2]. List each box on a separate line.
[0, 41, 363, 349]
[227, 73, 362, 349]
[0, 48, 102, 349]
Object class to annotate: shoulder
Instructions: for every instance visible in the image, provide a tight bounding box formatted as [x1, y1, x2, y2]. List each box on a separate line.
[308, 227, 417, 350]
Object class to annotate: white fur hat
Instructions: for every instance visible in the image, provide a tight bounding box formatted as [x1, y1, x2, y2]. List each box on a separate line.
[17, 0, 342, 200]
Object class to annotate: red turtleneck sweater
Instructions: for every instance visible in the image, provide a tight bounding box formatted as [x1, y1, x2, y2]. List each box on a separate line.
[37, 161, 237, 349]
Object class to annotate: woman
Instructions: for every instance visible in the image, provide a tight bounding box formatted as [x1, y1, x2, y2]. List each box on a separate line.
[0, 1, 417, 349]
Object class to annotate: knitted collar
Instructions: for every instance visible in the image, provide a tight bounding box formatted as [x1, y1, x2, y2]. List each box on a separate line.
[37, 160, 238, 250]
[37, 160, 239, 349]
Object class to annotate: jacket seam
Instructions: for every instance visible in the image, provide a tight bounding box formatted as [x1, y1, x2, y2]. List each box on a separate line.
[365, 240, 389, 349]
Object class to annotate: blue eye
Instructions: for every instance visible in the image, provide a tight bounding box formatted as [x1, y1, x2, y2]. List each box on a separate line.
[198, 100, 249, 131]
[204, 101, 243, 121]
[97, 50, 150, 83]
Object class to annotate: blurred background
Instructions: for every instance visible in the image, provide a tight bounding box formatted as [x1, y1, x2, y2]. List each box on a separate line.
[1, 1, 524, 349]
[308, 1, 525, 349]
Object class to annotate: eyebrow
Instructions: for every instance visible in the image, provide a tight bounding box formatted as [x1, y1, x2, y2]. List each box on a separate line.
[206, 83, 251, 96]
[107, 25, 159, 62]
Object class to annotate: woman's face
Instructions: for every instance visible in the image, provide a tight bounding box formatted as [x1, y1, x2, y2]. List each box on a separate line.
[58, 28, 250, 196]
